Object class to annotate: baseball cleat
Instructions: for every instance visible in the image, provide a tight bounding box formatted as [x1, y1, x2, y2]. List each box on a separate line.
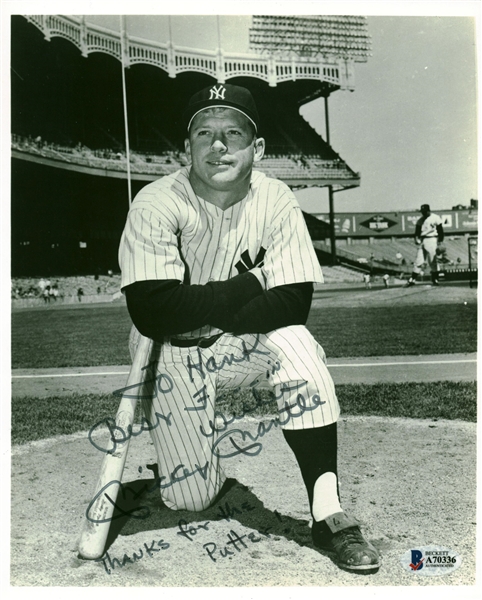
[404, 280, 415, 287]
[312, 512, 380, 573]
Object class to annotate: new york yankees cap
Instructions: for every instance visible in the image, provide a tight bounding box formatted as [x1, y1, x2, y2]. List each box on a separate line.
[183, 83, 259, 132]
[420, 204, 431, 211]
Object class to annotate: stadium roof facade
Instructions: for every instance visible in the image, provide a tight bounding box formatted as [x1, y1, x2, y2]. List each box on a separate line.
[24, 14, 369, 90]
[249, 15, 371, 61]
[12, 15, 366, 190]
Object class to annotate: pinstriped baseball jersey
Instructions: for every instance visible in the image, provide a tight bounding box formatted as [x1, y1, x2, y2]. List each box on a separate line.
[119, 166, 323, 339]
[417, 213, 443, 238]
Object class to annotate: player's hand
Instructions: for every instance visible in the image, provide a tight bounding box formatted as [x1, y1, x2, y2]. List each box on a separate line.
[250, 267, 267, 290]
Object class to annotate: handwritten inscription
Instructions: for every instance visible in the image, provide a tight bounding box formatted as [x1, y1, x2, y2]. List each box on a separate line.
[86, 333, 326, 528]
[177, 519, 211, 542]
[86, 462, 209, 523]
[88, 411, 173, 454]
[210, 392, 326, 459]
[97, 539, 170, 574]
[113, 367, 174, 400]
[199, 384, 301, 438]
[86, 393, 324, 523]
[96, 501, 287, 574]
[185, 334, 270, 383]
[203, 528, 271, 562]
[216, 500, 256, 521]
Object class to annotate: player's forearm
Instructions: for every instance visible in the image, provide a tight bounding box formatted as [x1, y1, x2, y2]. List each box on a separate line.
[123, 273, 263, 340]
[437, 224, 444, 242]
[414, 223, 422, 243]
[209, 282, 313, 334]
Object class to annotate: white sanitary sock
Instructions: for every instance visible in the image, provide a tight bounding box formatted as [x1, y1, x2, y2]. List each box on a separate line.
[312, 471, 342, 522]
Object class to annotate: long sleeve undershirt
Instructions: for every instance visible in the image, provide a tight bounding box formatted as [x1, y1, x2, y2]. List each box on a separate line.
[212, 282, 313, 334]
[124, 277, 313, 341]
[436, 224, 444, 242]
[415, 222, 444, 242]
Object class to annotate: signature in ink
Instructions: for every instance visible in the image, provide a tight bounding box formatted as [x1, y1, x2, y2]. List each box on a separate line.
[211, 392, 326, 459]
[203, 528, 271, 562]
[177, 519, 211, 542]
[199, 382, 306, 438]
[216, 500, 256, 522]
[277, 392, 326, 425]
[88, 411, 173, 454]
[112, 370, 174, 401]
[185, 333, 271, 383]
[85, 461, 209, 523]
[97, 539, 170, 574]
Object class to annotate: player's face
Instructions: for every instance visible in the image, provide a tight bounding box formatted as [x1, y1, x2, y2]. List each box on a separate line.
[185, 108, 265, 199]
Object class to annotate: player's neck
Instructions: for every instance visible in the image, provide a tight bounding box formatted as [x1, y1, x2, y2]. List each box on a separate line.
[188, 172, 251, 210]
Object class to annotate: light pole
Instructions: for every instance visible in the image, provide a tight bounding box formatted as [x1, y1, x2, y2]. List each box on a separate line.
[324, 95, 337, 265]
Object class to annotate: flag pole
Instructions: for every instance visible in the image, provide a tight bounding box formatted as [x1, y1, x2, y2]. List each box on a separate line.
[120, 15, 132, 205]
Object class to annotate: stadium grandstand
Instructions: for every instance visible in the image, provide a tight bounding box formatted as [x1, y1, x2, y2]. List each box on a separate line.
[311, 203, 477, 279]
[11, 133, 355, 184]
[11, 14, 477, 290]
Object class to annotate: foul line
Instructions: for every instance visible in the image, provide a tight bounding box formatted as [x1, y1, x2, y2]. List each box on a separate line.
[11, 358, 476, 379]
[12, 371, 130, 379]
[329, 359, 476, 368]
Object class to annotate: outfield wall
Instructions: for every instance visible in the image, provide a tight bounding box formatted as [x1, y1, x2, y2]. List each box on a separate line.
[314, 210, 477, 239]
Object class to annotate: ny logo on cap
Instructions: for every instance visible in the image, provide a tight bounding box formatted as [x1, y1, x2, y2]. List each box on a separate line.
[209, 85, 226, 100]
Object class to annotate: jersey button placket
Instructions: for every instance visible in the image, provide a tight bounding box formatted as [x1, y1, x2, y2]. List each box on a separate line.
[219, 212, 234, 256]
[208, 213, 224, 282]
[215, 212, 234, 277]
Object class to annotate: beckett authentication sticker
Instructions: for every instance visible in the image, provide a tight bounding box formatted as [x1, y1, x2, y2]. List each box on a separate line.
[401, 546, 462, 576]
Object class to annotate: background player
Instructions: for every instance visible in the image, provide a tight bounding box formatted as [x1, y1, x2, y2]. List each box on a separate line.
[118, 83, 380, 573]
[406, 203, 444, 286]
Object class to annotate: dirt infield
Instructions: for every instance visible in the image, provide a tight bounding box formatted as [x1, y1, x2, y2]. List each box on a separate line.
[10, 416, 476, 587]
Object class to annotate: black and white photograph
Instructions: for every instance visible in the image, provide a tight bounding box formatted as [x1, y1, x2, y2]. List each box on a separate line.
[4, 1, 479, 595]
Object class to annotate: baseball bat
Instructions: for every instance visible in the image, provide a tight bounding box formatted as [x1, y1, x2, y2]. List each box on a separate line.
[78, 333, 154, 560]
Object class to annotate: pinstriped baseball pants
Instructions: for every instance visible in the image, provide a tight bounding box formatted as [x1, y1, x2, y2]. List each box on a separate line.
[413, 236, 439, 274]
[129, 324, 340, 512]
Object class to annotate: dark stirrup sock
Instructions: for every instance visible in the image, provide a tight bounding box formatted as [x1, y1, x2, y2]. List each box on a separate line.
[282, 422, 340, 511]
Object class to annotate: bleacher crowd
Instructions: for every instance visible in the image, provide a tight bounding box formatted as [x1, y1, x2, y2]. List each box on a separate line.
[11, 273, 122, 302]
[11, 134, 354, 181]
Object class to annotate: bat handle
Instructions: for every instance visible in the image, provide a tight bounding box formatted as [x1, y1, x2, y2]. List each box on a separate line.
[78, 334, 154, 560]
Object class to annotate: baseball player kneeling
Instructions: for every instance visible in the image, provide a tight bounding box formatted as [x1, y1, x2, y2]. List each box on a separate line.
[119, 83, 380, 573]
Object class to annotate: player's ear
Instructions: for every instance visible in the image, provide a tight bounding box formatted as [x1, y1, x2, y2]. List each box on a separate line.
[184, 138, 192, 164]
[253, 137, 265, 163]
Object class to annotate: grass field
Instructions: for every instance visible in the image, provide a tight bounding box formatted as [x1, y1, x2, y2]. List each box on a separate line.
[11, 294, 477, 444]
[11, 381, 477, 445]
[11, 300, 477, 368]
